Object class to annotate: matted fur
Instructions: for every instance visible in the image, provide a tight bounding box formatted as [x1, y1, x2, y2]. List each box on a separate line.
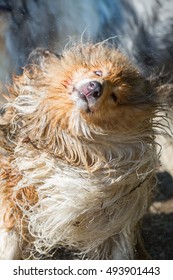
[0, 43, 164, 259]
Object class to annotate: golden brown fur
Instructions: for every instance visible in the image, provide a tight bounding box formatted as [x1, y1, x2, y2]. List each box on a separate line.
[0, 44, 165, 259]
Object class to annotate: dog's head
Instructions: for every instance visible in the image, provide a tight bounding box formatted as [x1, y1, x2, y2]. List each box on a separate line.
[11, 44, 159, 139]
[1, 44, 168, 169]
[2, 43, 169, 165]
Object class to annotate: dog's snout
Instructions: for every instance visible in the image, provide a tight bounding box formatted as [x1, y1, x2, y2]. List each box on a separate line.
[81, 81, 103, 99]
[87, 81, 103, 98]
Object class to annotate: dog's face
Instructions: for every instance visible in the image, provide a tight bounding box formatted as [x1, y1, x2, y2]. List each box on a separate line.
[11, 45, 157, 140]
[65, 50, 153, 132]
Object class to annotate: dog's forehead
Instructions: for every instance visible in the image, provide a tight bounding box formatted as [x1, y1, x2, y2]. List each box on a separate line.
[59, 46, 142, 90]
[71, 67, 110, 80]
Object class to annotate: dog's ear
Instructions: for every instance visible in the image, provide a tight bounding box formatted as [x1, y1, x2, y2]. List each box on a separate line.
[147, 74, 173, 107]
[155, 84, 173, 106]
[27, 48, 63, 68]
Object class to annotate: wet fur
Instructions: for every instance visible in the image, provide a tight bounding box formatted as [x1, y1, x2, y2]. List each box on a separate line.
[0, 0, 172, 259]
[0, 44, 163, 259]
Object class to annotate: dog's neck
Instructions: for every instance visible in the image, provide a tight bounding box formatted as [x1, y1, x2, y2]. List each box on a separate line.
[17, 121, 156, 183]
[8, 93, 156, 177]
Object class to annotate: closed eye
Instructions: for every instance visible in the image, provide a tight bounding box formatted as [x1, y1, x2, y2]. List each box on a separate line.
[94, 70, 102, 76]
[111, 93, 117, 103]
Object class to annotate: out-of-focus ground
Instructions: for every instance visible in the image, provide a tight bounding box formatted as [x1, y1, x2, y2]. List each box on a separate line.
[142, 171, 173, 260]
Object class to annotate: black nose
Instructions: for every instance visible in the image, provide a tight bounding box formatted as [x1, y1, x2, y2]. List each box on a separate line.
[80, 81, 103, 99]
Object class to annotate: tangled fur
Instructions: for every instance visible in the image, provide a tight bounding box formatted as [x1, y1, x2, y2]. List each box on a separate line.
[0, 43, 169, 259]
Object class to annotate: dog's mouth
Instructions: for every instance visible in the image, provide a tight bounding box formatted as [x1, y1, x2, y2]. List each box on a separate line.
[72, 80, 103, 113]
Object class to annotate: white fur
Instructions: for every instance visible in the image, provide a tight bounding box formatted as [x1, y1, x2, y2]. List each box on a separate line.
[0, 43, 159, 259]
[0, 231, 21, 260]
[9, 123, 156, 259]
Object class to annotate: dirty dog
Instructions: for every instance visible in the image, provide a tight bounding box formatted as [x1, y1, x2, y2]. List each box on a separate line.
[0, 44, 167, 259]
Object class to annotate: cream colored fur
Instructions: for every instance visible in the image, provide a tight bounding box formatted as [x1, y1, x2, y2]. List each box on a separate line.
[0, 44, 162, 259]
[12, 136, 155, 259]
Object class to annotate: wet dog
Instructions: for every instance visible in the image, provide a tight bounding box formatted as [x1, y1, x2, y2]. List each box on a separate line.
[0, 44, 167, 259]
[0, 0, 173, 259]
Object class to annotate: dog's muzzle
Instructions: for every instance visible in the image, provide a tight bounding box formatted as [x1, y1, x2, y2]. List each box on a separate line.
[79, 80, 103, 100]
[78, 81, 103, 109]
[72, 80, 103, 112]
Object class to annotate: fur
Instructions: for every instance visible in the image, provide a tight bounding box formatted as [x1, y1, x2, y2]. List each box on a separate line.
[0, 0, 173, 258]
[106, 0, 173, 177]
[0, 44, 166, 259]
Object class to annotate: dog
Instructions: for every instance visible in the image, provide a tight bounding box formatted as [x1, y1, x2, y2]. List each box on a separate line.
[0, 44, 169, 260]
[0, 0, 173, 259]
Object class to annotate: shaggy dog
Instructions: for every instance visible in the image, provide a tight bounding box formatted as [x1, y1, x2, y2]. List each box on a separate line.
[0, 44, 168, 260]
[0, 0, 173, 259]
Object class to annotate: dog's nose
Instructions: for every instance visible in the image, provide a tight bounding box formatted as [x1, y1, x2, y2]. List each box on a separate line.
[80, 81, 103, 99]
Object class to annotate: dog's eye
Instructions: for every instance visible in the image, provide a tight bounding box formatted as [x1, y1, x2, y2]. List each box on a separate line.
[111, 93, 117, 103]
[94, 70, 102, 76]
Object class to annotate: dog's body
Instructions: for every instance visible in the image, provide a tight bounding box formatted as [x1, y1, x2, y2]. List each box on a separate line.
[0, 44, 162, 259]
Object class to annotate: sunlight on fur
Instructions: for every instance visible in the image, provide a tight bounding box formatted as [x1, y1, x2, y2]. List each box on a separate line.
[0, 43, 167, 259]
